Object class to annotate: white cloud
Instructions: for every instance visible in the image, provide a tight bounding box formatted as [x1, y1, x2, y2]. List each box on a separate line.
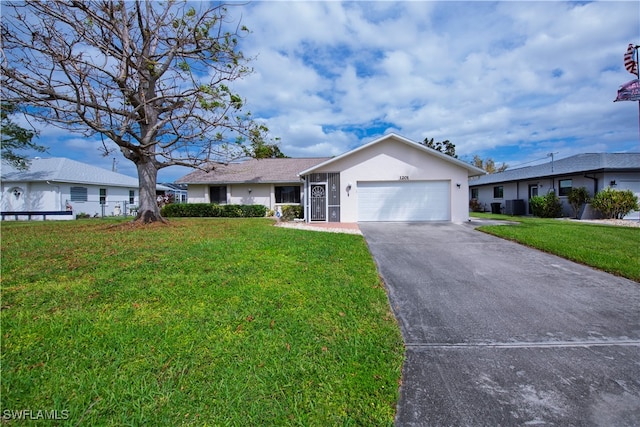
[10, 1, 640, 182]
[230, 0, 639, 171]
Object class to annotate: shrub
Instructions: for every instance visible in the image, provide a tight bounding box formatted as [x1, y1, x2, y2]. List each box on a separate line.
[529, 196, 545, 217]
[280, 205, 303, 221]
[530, 192, 563, 218]
[567, 187, 590, 218]
[469, 198, 484, 212]
[591, 188, 639, 219]
[161, 204, 267, 218]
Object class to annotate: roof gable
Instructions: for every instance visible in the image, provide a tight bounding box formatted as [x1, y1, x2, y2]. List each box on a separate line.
[176, 158, 330, 184]
[299, 133, 486, 177]
[1, 158, 140, 187]
[470, 153, 640, 186]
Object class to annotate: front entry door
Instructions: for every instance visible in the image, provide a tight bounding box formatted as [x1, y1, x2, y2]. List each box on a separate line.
[528, 185, 538, 214]
[310, 184, 326, 221]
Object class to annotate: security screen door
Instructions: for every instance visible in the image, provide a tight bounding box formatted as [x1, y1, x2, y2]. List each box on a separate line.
[310, 184, 326, 221]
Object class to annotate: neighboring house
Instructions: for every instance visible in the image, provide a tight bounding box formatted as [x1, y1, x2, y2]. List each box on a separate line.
[159, 182, 188, 203]
[469, 153, 640, 219]
[1, 157, 169, 220]
[178, 133, 486, 223]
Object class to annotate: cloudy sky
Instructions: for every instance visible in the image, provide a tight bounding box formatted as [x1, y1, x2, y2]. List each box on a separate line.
[16, 1, 640, 182]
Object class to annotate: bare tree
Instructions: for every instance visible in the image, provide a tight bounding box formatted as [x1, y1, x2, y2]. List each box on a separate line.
[1, 0, 268, 223]
[472, 155, 508, 174]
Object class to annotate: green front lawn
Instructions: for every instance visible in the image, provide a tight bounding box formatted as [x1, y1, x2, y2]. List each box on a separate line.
[472, 213, 640, 282]
[1, 218, 404, 425]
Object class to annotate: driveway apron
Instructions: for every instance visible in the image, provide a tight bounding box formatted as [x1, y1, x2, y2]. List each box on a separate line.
[360, 222, 640, 426]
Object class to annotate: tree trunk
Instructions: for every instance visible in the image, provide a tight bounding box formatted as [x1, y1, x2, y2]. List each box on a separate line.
[134, 159, 165, 224]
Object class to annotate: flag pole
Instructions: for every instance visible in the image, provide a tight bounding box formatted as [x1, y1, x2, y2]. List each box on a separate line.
[636, 44, 640, 222]
[636, 45, 640, 148]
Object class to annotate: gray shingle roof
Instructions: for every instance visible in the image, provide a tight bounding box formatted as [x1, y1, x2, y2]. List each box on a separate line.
[176, 158, 331, 184]
[470, 153, 640, 186]
[1, 157, 140, 187]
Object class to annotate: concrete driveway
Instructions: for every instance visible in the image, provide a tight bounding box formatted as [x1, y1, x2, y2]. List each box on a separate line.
[359, 222, 640, 426]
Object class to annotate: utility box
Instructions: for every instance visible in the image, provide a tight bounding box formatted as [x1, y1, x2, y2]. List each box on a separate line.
[505, 199, 526, 216]
[490, 202, 502, 214]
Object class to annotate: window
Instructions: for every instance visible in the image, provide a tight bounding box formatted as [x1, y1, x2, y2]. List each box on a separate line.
[471, 188, 479, 199]
[99, 188, 107, 205]
[275, 186, 301, 204]
[210, 186, 227, 204]
[559, 179, 572, 196]
[129, 190, 135, 204]
[493, 186, 504, 198]
[70, 186, 88, 202]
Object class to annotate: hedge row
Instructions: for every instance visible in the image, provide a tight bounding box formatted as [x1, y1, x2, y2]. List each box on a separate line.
[161, 203, 267, 218]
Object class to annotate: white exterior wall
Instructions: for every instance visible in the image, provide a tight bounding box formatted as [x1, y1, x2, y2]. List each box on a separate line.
[31, 182, 61, 210]
[229, 184, 272, 207]
[310, 138, 472, 223]
[186, 185, 208, 203]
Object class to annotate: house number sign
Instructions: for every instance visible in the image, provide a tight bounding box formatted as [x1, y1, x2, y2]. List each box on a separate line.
[399, 176, 409, 180]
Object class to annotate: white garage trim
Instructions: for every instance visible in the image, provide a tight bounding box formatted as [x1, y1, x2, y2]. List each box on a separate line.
[357, 181, 450, 222]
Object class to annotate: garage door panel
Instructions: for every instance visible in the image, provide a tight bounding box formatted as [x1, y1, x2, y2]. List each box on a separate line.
[358, 181, 450, 222]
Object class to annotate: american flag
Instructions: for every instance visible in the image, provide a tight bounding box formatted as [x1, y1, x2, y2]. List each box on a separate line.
[624, 43, 638, 75]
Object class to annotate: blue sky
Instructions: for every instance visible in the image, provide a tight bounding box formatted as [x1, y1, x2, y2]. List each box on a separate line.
[13, 1, 640, 182]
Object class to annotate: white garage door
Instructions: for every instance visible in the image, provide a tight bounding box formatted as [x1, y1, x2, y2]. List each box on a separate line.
[358, 181, 450, 222]
[619, 181, 640, 220]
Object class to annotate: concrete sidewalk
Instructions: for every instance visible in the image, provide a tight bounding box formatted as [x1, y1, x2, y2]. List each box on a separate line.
[360, 222, 640, 426]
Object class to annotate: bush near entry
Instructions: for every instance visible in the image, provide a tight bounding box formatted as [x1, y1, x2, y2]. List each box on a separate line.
[280, 205, 303, 221]
[469, 198, 484, 213]
[567, 187, 590, 219]
[591, 188, 639, 219]
[530, 192, 563, 218]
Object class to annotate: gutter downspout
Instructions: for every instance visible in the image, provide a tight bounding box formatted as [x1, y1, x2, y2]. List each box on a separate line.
[584, 174, 598, 196]
[583, 174, 603, 220]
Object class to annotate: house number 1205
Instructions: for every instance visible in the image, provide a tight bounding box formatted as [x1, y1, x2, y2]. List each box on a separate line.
[399, 176, 409, 180]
